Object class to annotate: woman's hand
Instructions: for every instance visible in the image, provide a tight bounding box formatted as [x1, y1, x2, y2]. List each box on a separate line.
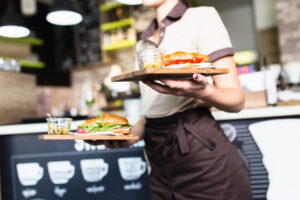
[142, 56, 245, 113]
[85, 116, 146, 149]
[143, 73, 211, 99]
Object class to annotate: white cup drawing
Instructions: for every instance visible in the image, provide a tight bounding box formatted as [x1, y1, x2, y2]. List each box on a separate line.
[16, 162, 44, 186]
[80, 159, 109, 182]
[118, 157, 147, 181]
[47, 161, 75, 185]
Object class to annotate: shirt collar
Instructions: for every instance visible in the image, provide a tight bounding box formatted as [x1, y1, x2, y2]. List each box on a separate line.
[167, 0, 188, 19]
[140, 1, 188, 41]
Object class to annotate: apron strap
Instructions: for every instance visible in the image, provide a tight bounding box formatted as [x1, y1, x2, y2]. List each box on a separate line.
[176, 119, 190, 155]
[162, 119, 190, 157]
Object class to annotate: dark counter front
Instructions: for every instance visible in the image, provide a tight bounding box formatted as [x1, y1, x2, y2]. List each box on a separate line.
[218, 115, 300, 200]
[0, 133, 150, 200]
[1, 113, 300, 200]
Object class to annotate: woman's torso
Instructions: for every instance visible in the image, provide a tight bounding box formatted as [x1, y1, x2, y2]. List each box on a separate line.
[139, 6, 233, 118]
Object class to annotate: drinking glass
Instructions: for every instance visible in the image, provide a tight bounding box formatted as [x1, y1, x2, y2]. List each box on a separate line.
[47, 118, 72, 135]
[136, 48, 164, 69]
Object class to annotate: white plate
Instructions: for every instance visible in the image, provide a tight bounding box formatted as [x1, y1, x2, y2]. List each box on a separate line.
[164, 63, 215, 69]
[70, 132, 123, 136]
[71, 127, 131, 136]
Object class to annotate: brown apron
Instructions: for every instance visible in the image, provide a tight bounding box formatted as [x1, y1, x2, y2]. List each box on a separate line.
[144, 108, 253, 200]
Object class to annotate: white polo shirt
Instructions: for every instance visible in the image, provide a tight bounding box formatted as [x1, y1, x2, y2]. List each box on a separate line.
[138, 2, 234, 118]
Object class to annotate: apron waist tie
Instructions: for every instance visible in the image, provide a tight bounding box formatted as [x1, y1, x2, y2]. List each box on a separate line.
[162, 119, 190, 157]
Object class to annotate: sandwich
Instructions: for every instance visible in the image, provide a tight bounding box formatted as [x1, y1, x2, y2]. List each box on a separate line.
[77, 113, 131, 135]
[163, 51, 211, 68]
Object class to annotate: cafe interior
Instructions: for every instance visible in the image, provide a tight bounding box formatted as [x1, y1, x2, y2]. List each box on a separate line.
[0, 0, 299, 199]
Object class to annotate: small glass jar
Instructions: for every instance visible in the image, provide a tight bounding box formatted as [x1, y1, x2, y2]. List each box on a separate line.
[136, 48, 164, 69]
[46, 118, 72, 135]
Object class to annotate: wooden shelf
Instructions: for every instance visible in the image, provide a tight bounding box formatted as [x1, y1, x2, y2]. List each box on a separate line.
[102, 39, 136, 51]
[0, 36, 43, 46]
[19, 60, 45, 68]
[1, 57, 45, 68]
[100, 1, 123, 12]
[101, 17, 134, 31]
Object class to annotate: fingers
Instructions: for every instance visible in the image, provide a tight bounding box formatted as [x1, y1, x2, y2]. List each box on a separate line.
[143, 80, 183, 95]
[105, 140, 129, 149]
[193, 73, 207, 85]
[160, 79, 193, 90]
[142, 75, 208, 96]
[85, 140, 129, 149]
[85, 140, 104, 146]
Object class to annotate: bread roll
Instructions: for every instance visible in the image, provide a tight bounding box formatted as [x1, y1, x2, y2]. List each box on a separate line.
[102, 113, 128, 125]
[83, 117, 100, 125]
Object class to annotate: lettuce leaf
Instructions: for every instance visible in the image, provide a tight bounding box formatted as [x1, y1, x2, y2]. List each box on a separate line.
[79, 124, 123, 133]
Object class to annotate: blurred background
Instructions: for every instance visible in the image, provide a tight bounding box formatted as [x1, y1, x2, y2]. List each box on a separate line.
[1, 0, 299, 124]
[0, 0, 300, 200]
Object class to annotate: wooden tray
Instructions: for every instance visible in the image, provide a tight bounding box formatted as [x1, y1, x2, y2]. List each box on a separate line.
[111, 68, 229, 82]
[39, 134, 139, 141]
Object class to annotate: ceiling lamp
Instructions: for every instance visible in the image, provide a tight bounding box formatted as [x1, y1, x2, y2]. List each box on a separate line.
[0, 3, 30, 38]
[116, 0, 142, 5]
[46, 0, 82, 26]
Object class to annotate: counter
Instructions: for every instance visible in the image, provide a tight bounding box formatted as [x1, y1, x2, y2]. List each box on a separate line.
[1, 105, 300, 135]
[212, 105, 300, 120]
[214, 106, 300, 199]
[0, 106, 300, 199]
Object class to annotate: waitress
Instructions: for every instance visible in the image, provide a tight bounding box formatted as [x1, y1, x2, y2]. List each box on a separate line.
[89, 0, 253, 199]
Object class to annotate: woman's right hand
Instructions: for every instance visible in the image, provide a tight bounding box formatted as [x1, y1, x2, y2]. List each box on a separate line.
[85, 116, 146, 149]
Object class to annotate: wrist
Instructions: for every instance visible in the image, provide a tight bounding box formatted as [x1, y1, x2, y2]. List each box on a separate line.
[198, 83, 215, 99]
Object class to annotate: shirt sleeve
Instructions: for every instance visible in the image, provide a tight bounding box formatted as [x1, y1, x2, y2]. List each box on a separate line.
[196, 7, 234, 62]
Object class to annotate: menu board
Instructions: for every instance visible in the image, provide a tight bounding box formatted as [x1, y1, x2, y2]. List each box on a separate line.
[75, 0, 102, 66]
[0, 134, 150, 200]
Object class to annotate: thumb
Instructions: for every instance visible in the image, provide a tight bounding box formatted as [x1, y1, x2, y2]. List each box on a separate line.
[193, 73, 207, 84]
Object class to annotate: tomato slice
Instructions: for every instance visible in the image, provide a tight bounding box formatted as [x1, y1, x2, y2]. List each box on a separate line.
[164, 59, 174, 67]
[77, 127, 89, 134]
[175, 60, 188, 64]
[192, 57, 203, 63]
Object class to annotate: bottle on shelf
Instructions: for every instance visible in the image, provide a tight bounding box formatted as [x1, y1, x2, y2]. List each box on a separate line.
[116, 28, 124, 42]
[263, 57, 280, 106]
[127, 27, 136, 41]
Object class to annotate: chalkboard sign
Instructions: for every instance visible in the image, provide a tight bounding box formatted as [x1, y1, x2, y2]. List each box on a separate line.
[74, 0, 102, 66]
[53, 26, 77, 71]
[0, 134, 150, 200]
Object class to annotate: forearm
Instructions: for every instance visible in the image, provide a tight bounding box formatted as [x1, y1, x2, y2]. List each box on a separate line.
[199, 84, 245, 112]
[200, 56, 245, 112]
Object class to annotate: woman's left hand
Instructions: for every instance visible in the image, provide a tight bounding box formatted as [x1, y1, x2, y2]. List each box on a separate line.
[143, 73, 212, 99]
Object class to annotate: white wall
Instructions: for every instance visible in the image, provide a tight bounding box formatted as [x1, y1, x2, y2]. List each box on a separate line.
[253, 0, 277, 30]
[204, 0, 258, 52]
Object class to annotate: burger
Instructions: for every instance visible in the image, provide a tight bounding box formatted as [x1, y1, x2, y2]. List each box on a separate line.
[163, 51, 211, 68]
[77, 113, 131, 135]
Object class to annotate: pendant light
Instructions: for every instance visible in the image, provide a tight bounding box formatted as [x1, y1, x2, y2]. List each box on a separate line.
[0, 1, 30, 38]
[116, 0, 142, 5]
[46, 0, 82, 26]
